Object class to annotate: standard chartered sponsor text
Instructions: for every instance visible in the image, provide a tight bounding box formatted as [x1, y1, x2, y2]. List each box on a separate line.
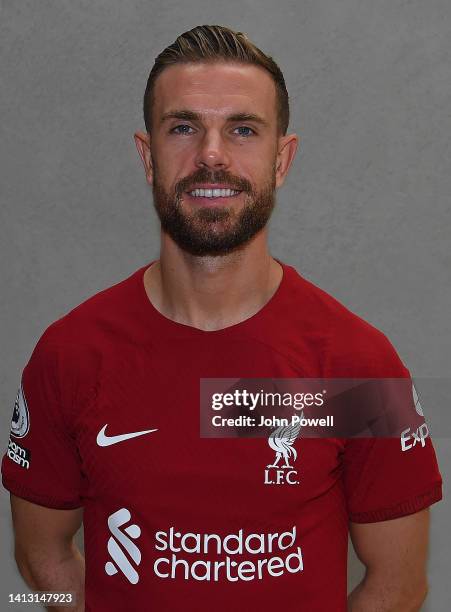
[153, 526, 303, 581]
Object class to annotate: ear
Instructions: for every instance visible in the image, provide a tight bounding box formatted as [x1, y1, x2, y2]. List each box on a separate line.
[134, 131, 154, 186]
[275, 133, 299, 189]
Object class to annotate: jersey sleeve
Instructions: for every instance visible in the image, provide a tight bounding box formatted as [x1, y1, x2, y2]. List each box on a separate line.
[1, 327, 85, 509]
[342, 363, 443, 523]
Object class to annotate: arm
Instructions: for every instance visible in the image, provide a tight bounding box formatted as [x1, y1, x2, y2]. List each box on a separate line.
[347, 508, 430, 611]
[10, 494, 85, 612]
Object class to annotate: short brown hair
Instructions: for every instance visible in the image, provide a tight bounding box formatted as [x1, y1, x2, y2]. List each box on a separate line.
[143, 25, 290, 136]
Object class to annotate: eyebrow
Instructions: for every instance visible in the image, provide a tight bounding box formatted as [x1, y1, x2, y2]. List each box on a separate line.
[160, 109, 270, 128]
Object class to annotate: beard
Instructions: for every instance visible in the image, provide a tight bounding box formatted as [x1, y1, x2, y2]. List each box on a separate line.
[151, 159, 277, 257]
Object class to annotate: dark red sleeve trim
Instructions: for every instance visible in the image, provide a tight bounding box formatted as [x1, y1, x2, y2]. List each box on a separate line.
[2, 475, 83, 510]
[349, 481, 443, 523]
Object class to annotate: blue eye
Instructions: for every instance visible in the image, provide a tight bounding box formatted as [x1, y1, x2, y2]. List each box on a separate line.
[235, 126, 255, 137]
[170, 124, 194, 135]
[169, 125, 255, 137]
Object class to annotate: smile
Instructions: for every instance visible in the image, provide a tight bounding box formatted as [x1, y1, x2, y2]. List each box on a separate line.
[187, 188, 242, 198]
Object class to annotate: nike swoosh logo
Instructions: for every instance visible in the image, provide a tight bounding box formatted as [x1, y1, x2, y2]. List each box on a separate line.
[96, 424, 158, 447]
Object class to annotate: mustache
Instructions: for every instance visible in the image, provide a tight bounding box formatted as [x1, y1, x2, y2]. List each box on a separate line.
[176, 171, 252, 194]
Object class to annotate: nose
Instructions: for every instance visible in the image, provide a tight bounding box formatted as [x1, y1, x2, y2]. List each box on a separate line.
[194, 130, 231, 170]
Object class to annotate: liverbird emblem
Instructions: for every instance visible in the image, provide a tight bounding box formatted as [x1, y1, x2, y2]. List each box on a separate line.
[267, 416, 303, 469]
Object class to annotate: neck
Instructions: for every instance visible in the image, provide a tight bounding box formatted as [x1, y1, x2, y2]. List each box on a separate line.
[143, 231, 283, 331]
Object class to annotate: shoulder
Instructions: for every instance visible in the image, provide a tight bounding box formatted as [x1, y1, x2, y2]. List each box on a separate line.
[25, 264, 148, 388]
[286, 265, 408, 377]
[34, 265, 147, 351]
[22, 266, 148, 418]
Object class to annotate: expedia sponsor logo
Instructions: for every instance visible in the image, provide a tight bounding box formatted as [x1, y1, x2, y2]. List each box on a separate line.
[400, 423, 429, 451]
[11, 383, 30, 439]
[7, 437, 31, 469]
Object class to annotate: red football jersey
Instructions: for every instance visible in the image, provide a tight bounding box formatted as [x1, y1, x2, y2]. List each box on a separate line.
[2, 259, 443, 611]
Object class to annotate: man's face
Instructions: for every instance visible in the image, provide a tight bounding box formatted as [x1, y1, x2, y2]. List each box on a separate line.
[145, 61, 284, 256]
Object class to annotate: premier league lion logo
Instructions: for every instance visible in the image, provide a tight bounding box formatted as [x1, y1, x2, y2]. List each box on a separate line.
[11, 383, 30, 438]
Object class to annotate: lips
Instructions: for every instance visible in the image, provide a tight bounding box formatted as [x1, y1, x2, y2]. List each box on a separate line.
[186, 184, 240, 191]
[184, 190, 243, 206]
[185, 187, 242, 194]
[185, 192, 242, 198]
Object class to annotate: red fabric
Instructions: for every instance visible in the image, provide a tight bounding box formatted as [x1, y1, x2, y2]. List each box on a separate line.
[2, 259, 442, 611]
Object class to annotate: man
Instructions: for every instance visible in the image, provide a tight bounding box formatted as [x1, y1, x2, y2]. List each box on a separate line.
[2, 25, 442, 611]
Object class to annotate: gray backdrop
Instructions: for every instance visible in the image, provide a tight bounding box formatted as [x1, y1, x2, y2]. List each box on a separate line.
[1, 0, 449, 610]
